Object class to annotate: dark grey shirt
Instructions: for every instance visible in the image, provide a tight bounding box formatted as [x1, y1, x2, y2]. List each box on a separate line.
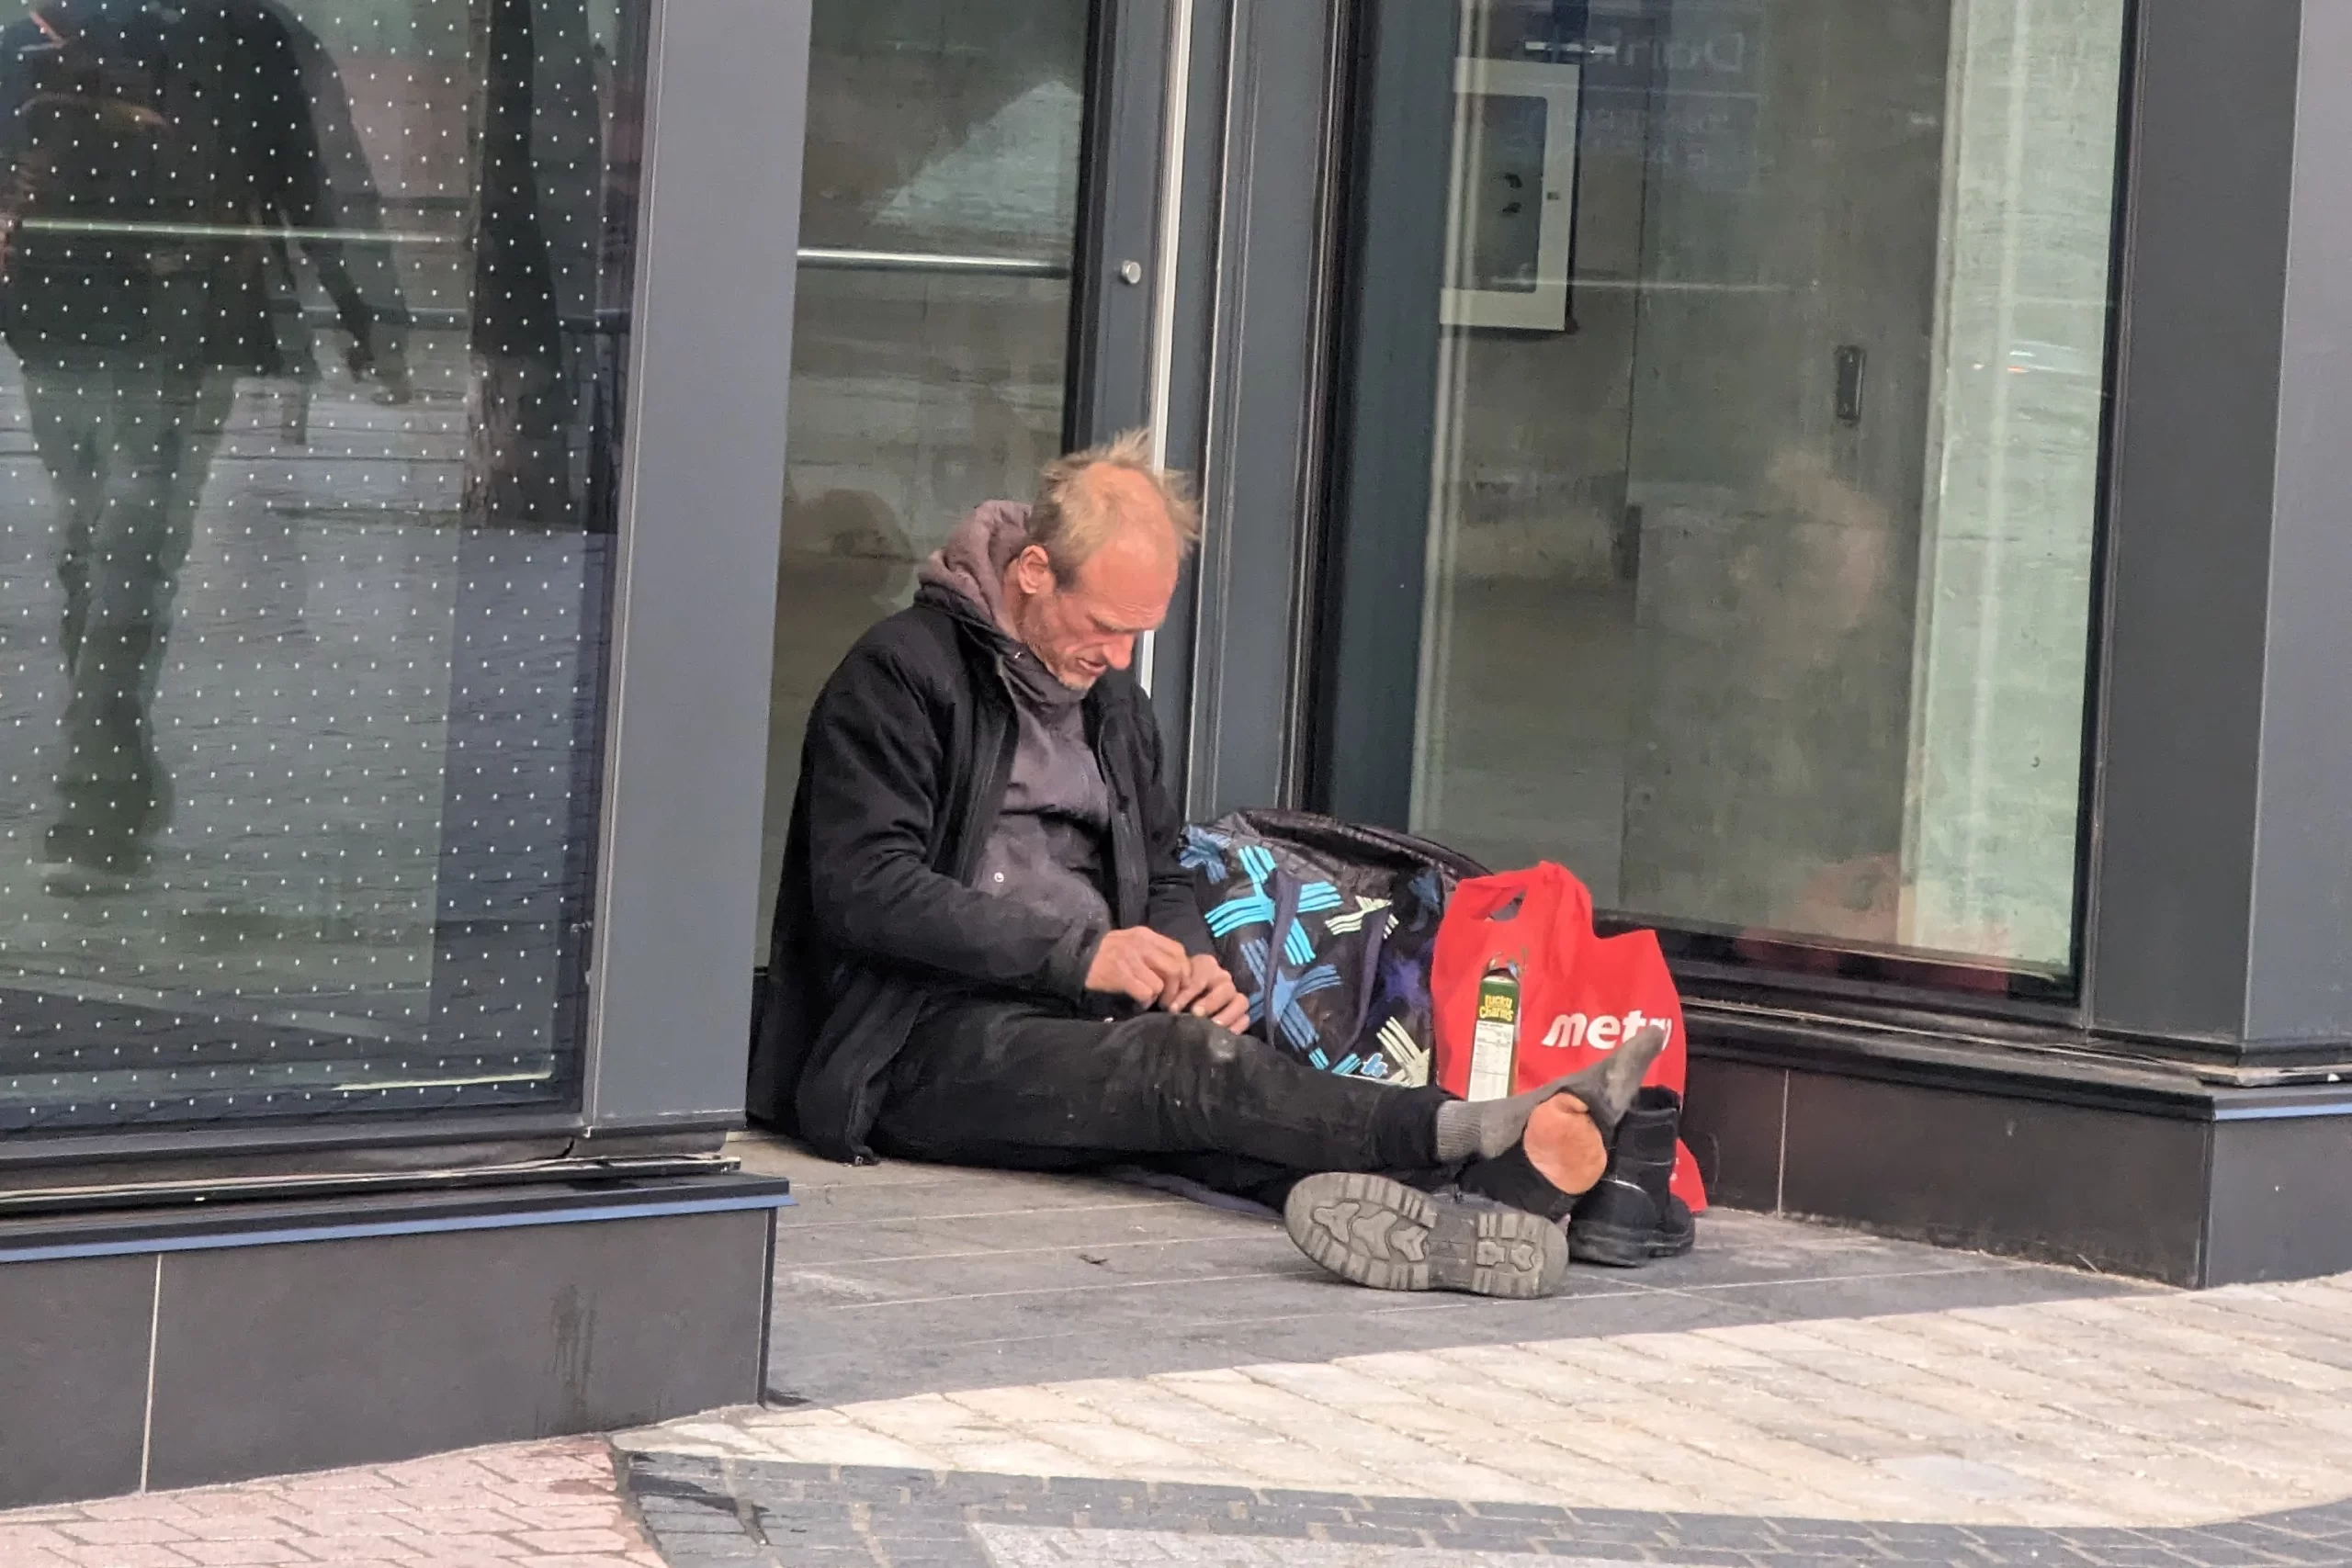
[977, 641, 1115, 941]
[920, 502, 1115, 955]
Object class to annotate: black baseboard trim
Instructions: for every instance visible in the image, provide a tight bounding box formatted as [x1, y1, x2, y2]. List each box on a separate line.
[0, 1173, 790, 1508]
[1683, 1004, 2352, 1287]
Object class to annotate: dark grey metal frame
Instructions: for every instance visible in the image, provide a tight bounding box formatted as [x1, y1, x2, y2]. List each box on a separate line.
[1168, 0, 1352, 820]
[2086, 0, 2352, 1069]
[1068, 0, 1357, 815]
[579, 0, 811, 1136]
[1135, 0, 1235, 776]
[1311, 0, 1456, 831]
[1069, 0, 1177, 449]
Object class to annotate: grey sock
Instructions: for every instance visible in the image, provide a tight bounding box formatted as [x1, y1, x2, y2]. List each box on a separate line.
[1431, 1022, 1671, 1162]
[1552, 1021, 1670, 1137]
[1434, 1080, 1559, 1163]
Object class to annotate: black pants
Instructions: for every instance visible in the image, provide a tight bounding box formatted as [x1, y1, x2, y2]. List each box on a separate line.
[872, 999, 1448, 1205]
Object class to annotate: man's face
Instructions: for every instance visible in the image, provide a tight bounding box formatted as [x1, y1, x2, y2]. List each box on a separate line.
[1006, 525, 1181, 691]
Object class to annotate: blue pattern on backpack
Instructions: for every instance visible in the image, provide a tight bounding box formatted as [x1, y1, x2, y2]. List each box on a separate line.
[1187, 812, 1476, 1085]
[1179, 827, 1231, 881]
[1204, 840, 1340, 952]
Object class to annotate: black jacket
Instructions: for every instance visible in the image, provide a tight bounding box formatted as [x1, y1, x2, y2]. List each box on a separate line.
[749, 582, 1215, 1161]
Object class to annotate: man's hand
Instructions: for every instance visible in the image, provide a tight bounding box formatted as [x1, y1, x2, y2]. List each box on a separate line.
[1084, 926, 1192, 1007]
[1161, 953, 1250, 1032]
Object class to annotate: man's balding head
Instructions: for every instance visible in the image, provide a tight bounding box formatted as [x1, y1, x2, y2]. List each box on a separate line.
[1025, 429, 1201, 585]
[1001, 432, 1199, 691]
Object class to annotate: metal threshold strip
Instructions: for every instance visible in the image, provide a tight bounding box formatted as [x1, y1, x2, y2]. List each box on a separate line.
[16, 218, 1070, 278]
[0, 1170, 795, 1265]
[0, 1152, 740, 1220]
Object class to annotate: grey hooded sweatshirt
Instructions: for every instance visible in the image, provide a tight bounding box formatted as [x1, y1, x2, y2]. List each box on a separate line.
[917, 502, 1116, 955]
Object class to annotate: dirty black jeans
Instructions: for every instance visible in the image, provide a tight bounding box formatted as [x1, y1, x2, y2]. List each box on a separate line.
[871, 998, 1449, 1205]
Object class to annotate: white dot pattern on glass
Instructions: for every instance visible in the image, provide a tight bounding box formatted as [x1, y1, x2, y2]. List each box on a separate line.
[0, 0, 647, 1133]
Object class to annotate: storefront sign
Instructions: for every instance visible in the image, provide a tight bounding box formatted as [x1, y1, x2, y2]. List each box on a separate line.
[1580, 0, 1763, 193]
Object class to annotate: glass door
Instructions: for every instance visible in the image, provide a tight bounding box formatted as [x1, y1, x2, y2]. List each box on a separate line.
[756, 0, 1100, 953]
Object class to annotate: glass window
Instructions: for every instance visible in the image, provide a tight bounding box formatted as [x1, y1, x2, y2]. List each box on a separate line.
[0, 0, 650, 1132]
[1325, 0, 2127, 991]
[756, 0, 1093, 954]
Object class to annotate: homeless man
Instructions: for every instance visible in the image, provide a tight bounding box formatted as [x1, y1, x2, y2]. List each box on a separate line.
[748, 432, 1667, 1298]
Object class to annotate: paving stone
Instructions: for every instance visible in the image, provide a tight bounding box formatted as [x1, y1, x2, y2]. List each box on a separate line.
[1363, 1496, 1481, 1518]
[1467, 1503, 1575, 1524]
[1657, 1520, 1796, 1552]
[752, 1513, 867, 1546]
[1432, 1524, 1563, 1552]
[870, 1516, 984, 1543]
[1035, 1477, 1143, 1503]
[1767, 1521, 1879, 1542]
[640, 1513, 751, 1537]
[656, 1541, 768, 1562]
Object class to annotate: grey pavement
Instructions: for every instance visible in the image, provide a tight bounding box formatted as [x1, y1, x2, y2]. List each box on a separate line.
[723, 1137, 2149, 1411]
[624, 1457, 2352, 1568]
[602, 1137, 2352, 1567]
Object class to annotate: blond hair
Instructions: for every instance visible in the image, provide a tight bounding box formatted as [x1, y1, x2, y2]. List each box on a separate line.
[1027, 429, 1202, 585]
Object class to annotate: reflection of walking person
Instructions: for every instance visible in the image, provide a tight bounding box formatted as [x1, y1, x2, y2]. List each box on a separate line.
[0, 0, 409, 892]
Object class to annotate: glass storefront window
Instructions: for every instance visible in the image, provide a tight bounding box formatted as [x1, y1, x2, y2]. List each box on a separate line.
[0, 0, 649, 1132]
[1327, 0, 2128, 990]
[756, 0, 1093, 953]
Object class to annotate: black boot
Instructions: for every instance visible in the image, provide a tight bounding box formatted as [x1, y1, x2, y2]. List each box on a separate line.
[1567, 1086, 1696, 1267]
[1283, 1172, 1568, 1299]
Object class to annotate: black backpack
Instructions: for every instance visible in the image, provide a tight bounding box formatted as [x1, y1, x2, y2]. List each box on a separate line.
[1183, 809, 1487, 1087]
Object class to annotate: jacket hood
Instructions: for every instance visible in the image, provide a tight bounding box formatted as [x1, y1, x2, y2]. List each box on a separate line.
[917, 501, 1088, 707]
[916, 500, 1029, 637]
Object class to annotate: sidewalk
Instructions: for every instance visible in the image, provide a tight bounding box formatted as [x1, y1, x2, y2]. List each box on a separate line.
[0, 1439, 662, 1567]
[8, 1139, 2352, 1566]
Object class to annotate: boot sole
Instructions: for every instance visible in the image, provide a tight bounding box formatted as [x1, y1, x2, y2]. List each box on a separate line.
[1567, 1221, 1697, 1269]
[1284, 1173, 1567, 1298]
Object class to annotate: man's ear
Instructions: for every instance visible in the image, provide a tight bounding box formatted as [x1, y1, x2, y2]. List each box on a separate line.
[1011, 543, 1057, 594]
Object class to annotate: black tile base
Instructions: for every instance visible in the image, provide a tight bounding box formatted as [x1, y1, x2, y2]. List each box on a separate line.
[1681, 1056, 1786, 1211]
[1687, 1031, 2352, 1287]
[1778, 1069, 2209, 1282]
[0, 1254, 154, 1508]
[0, 1175, 787, 1506]
[2208, 1112, 2352, 1284]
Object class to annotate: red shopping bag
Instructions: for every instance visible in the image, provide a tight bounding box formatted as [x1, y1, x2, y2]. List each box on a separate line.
[1432, 863, 1707, 1212]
